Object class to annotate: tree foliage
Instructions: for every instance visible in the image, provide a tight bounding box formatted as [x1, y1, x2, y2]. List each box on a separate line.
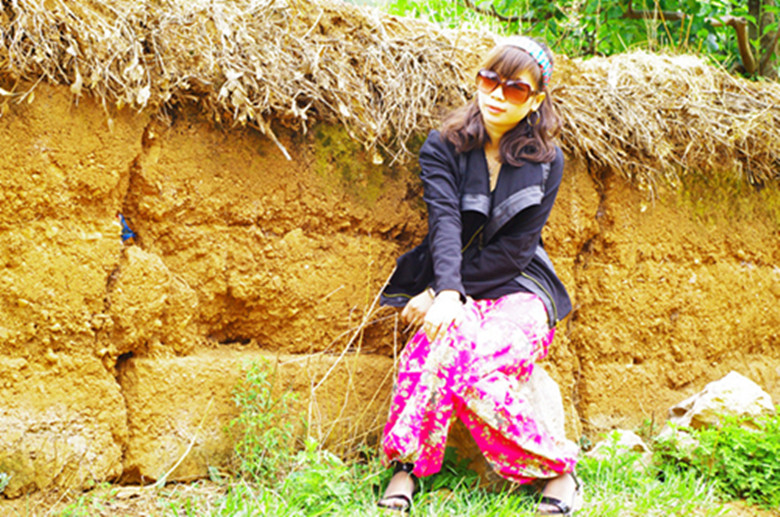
[372, 0, 779, 79]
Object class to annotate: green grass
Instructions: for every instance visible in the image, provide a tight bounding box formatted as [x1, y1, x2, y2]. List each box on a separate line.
[52, 362, 776, 517]
[577, 448, 727, 517]
[55, 448, 730, 516]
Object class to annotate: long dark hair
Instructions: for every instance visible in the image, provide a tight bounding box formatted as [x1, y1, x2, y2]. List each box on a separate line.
[440, 40, 561, 165]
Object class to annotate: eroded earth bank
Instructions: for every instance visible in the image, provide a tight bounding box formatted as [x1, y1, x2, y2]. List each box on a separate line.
[0, 80, 778, 497]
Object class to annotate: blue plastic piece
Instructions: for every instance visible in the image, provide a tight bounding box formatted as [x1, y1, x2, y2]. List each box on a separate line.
[118, 214, 137, 242]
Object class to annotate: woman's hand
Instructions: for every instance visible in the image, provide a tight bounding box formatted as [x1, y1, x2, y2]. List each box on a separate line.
[421, 289, 464, 341]
[401, 288, 435, 328]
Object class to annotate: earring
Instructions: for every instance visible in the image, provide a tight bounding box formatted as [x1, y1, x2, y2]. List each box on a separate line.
[527, 110, 540, 127]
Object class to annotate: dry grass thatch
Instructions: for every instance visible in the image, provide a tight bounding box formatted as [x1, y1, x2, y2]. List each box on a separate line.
[556, 51, 780, 187]
[1, 0, 778, 184]
[0, 0, 490, 161]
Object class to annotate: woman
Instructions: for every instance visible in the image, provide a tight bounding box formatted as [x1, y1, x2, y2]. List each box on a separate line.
[377, 36, 582, 515]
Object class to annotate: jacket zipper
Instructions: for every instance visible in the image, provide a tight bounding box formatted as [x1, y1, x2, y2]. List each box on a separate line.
[461, 224, 484, 253]
[382, 292, 414, 301]
[520, 272, 558, 325]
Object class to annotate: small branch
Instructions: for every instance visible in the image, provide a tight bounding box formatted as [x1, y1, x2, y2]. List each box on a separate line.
[624, 0, 686, 22]
[758, 27, 780, 76]
[709, 15, 758, 74]
[153, 397, 214, 489]
[456, 0, 543, 24]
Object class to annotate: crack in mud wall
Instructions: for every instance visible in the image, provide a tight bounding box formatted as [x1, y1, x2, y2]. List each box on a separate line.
[558, 160, 610, 431]
[0, 82, 147, 497]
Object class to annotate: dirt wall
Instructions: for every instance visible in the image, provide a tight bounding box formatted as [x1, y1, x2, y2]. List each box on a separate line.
[552, 166, 780, 434]
[0, 80, 778, 497]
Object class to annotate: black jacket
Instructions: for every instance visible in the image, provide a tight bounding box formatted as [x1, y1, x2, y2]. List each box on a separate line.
[381, 130, 572, 326]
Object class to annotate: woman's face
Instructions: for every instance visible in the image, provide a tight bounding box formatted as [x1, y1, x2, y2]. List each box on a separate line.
[477, 68, 546, 136]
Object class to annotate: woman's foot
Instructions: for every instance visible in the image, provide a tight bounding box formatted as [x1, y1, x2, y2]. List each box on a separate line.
[377, 465, 415, 513]
[536, 472, 582, 516]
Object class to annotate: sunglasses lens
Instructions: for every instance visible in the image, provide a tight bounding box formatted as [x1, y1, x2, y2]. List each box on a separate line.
[476, 70, 499, 94]
[504, 82, 532, 105]
[477, 70, 535, 105]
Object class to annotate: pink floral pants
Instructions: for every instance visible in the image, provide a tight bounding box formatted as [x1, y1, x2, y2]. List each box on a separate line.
[382, 292, 578, 483]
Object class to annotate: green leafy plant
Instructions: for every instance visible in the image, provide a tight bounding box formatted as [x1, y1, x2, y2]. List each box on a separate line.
[226, 359, 299, 483]
[654, 409, 780, 509]
[358, 0, 779, 78]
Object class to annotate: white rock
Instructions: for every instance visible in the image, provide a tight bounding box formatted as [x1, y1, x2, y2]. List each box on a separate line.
[667, 371, 774, 430]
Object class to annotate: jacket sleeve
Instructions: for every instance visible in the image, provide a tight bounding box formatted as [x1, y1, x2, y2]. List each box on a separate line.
[461, 148, 564, 294]
[418, 130, 466, 300]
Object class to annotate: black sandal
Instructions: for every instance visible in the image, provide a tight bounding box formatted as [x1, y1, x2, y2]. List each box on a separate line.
[377, 462, 416, 513]
[536, 472, 583, 516]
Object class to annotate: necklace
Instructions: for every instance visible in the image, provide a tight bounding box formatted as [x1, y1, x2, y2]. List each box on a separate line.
[487, 155, 501, 191]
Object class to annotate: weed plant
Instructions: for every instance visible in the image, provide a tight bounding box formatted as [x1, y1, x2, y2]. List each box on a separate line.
[654, 408, 780, 509]
[225, 359, 298, 483]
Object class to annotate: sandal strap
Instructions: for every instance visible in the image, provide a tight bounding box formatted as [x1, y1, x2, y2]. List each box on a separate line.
[379, 462, 416, 512]
[571, 471, 582, 491]
[538, 495, 572, 515]
[377, 493, 412, 512]
[393, 462, 415, 474]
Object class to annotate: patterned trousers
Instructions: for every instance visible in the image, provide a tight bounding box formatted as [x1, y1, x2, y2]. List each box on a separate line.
[382, 292, 578, 483]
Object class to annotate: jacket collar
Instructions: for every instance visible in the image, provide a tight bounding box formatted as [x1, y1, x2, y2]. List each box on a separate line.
[459, 148, 550, 242]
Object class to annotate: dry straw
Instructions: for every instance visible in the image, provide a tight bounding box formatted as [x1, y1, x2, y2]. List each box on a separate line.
[1, 0, 778, 185]
[556, 51, 780, 188]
